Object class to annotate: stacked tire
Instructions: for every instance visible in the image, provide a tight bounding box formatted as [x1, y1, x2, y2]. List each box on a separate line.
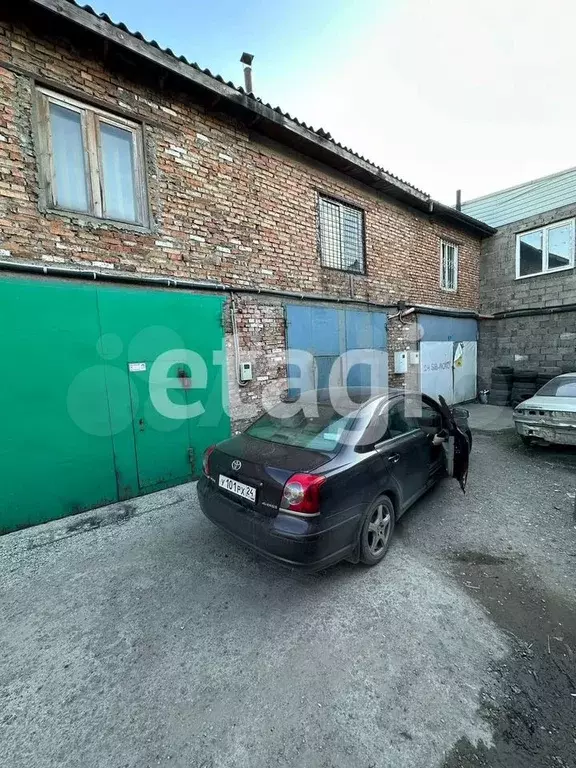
[488, 366, 513, 406]
[510, 370, 538, 408]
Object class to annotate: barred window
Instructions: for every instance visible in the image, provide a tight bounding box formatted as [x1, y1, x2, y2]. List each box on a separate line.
[440, 240, 458, 291]
[318, 196, 365, 273]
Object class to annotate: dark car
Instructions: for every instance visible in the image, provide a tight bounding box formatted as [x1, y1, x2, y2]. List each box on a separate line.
[197, 388, 471, 571]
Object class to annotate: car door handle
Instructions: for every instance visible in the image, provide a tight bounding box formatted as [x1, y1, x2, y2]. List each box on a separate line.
[388, 453, 400, 464]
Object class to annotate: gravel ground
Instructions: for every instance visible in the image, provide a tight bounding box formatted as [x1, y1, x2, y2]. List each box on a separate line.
[1, 428, 575, 768]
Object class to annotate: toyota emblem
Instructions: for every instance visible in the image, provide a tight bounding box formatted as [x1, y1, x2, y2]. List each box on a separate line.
[231, 459, 242, 471]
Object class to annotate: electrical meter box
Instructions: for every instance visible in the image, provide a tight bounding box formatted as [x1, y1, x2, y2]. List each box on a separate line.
[239, 361, 253, 381]
[394, 351, 408, 374]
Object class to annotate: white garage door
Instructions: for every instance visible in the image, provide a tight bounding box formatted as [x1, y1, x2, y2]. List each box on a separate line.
[420, 341, 454, 404]
[453, 341, 477, 403]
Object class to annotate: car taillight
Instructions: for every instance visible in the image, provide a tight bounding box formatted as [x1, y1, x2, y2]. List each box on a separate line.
[202, 445, 215, 477]
[280, 473, 326, 515]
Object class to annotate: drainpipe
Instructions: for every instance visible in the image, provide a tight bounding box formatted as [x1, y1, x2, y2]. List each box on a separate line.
[0, 260, 481, 318]
[387, 306, 416, 325]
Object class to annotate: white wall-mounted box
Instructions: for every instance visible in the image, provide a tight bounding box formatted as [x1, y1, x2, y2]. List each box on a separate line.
[394, 351, 408, 374]
[239, 361, 253, 381]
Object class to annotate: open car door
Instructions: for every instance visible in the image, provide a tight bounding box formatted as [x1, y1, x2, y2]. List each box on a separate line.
[438, 395, 470, 492]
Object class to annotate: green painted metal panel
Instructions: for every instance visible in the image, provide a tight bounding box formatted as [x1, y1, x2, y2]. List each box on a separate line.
[0, 278, 229, 534]
[128, 362, 194, 490]
[0, 278, 118, 533]
[96, 286, 230, 485]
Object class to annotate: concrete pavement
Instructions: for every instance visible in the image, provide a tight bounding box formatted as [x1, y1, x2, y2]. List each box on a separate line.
[1, 430, 576, 768]
[465, 403, 514, 432]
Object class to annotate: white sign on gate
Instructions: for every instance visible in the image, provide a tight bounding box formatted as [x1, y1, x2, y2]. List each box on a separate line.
[420, 341, 454, 404]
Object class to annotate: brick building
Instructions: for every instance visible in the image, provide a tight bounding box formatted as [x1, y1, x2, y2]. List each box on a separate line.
[462, 167, 576, 386]
[0, 0, 493, 531]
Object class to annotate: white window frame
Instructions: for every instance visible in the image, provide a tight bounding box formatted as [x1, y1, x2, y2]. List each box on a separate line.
[440, 240, 458, 292]
[317, 195, 365, 274]
[35, 87, 149, 227]
[515, 218, 575, 279]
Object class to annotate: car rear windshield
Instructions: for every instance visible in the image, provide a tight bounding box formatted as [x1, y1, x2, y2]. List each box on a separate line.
[536, 376, 576, 397]
[246, 403, 357, 452]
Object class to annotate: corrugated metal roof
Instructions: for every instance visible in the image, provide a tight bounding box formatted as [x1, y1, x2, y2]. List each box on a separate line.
[461, 166, 576, 228]
[27, 0, 495, 236]
[57, 0, 426, 196]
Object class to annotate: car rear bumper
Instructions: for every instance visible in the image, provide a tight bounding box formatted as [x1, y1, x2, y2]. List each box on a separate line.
[514, 419, 576, 446]
[197, 476, 359, 571]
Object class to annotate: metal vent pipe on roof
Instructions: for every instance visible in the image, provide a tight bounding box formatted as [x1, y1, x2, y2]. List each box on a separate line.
[240, 52, 254, 93]
[456, 189, 462, 211]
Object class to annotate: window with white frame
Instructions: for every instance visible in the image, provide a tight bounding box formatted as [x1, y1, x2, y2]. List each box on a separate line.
[36, 88, 148, 226]
[440, 240, 458, 291]
[318, 195, 365, 273]
[516, 219, 575, 278]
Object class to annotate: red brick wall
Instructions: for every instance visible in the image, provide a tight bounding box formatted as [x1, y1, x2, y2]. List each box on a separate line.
[0, 13, 482, 312]
[0, 11, 483, 428]
[223, 295, 288, 431]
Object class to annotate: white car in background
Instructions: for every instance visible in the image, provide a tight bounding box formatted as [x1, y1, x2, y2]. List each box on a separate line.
[513, 374, 576, 446]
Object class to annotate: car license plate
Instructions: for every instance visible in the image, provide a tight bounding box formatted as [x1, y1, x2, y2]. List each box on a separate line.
[218, 474, 256, 502]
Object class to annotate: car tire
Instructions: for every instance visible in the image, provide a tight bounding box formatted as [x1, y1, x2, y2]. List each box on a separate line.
[511, 389, 536, 401]
[359, 496, 395, 566]
[488, 394, 509, 406]
[466, 429, 473, 451]
[520, 436, 532, 446]
[514, 370, 537, 382]
[489, 388, 511, 401]
[491, 378, 512, 389]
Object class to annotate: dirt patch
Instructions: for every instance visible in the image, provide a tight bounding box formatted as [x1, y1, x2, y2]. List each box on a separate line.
[65, 515, 103, 533]
[26, 504, 141, 550]
[492, 430, 576, 470]
[449, 550, 509, 566]
[65, 503, 138, 532]
[443, 553, 576, 768]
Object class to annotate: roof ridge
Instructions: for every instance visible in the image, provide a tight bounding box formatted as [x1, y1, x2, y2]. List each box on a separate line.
[62, 0, 427, 197]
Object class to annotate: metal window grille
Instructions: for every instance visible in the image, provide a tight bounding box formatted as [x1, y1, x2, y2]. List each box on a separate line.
[318, 196, 365, 273]
[441, 241, 458, 290]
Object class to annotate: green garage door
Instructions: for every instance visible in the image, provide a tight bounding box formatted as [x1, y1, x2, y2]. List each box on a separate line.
[0, 277, 229, 534]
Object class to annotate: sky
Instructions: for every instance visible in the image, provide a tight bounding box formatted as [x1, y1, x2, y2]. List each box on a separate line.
[90, 0, 576, 203]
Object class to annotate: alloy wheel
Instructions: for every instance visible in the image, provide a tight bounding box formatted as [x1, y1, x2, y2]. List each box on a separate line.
[367, 503, 392, 556]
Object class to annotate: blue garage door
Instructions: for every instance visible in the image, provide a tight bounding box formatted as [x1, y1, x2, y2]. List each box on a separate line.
[418, 314, 477, 343]
[285, 305, 387, 394]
